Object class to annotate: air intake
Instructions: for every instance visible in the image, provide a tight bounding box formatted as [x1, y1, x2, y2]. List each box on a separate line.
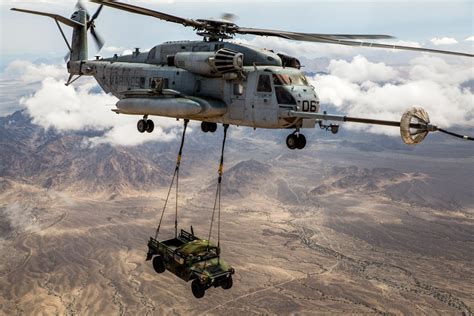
[209, 48, 244, 74]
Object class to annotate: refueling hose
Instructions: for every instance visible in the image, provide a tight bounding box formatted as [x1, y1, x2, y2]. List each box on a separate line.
[437, 128, 474, 141]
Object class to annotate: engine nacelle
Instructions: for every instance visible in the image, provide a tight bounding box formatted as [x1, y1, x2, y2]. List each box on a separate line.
[174, 48, 243, 77]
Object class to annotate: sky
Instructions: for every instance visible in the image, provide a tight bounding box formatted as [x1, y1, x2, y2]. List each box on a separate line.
[1, 0, 473, 63]
[0, 0, 472, 146]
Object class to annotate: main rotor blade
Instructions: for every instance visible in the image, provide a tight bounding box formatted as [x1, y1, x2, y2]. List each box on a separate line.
[11, 8, 85, 28]
[235, 28, 394, 41]
[235, 27, 473, 58]
[90, 0, 203, 28]
[317, 36, 474, 57]
[308, 34, 395, 40]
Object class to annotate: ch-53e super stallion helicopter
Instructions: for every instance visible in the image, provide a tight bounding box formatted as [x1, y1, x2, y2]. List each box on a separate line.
[12, 0, 474, 149]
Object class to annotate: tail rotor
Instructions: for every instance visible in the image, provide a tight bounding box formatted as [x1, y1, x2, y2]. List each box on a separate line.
[64, 1, 104, 61]
[76, 0, 104, 49]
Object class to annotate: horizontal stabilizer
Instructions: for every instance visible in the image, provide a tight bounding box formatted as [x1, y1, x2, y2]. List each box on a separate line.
[11, 8, 84, 27]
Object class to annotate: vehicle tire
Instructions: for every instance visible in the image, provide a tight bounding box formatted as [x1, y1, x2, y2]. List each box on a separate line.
[146, 120, 154, 133]
[222, 275, 233, 290]
[152, 256, 165, 274]
[286, 134, 297, 150]
[296, 134, 306, 149]
[201, 122, 209, 133]
[209, 123, 217, 133]
[137, 119, 147, 133]
[191, 279, 205, 299]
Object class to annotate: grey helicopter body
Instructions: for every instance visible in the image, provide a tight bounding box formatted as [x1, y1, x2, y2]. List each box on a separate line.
[87, 40, 313, 131]
[12, 1, 474, 148]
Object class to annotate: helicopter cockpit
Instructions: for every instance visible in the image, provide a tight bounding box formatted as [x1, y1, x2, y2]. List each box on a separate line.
[255, 68, 318, 111]
[272, 73, 310, 86]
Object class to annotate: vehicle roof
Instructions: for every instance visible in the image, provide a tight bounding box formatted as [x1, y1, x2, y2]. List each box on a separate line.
[177, 239, 216, 256]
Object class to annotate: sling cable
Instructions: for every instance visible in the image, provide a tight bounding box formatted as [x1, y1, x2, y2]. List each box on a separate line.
[146, 122, 235, 299]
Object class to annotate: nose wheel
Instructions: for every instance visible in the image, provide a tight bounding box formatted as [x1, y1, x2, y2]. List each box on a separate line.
[286, 133, 306, 150]
[137, 117, 154, 133]
[201, 122, 217, 133]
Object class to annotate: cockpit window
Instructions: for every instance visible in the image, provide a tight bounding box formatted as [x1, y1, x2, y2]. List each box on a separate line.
[273, 73, 309, 86]
[275, 87, 297, 105]
[257, 74, 272, 92]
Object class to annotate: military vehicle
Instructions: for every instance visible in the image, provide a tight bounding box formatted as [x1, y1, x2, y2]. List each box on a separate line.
[11, 0, 473, 149]
[146, 229, 234, 298]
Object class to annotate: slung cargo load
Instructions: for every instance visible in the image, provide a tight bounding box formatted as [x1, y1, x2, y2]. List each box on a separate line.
[146, 229, 234, 299]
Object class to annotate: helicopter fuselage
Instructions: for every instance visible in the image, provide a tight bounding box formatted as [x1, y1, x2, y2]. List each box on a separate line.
[71, 41, 320, 130]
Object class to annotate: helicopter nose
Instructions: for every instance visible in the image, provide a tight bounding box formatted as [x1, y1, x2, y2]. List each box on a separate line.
[293, 88, 320, 112]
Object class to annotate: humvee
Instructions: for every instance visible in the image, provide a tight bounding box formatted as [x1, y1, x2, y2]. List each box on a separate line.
[146, 229, 234, 298]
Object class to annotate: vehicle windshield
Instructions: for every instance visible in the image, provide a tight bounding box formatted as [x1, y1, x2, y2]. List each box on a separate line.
[273, 73, 309, 86]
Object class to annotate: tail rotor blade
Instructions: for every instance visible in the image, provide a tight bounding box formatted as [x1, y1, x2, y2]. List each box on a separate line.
[90, 26, 105, 50]
[90, 4, 103, 23]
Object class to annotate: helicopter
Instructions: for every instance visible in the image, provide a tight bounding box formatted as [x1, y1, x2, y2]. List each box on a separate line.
[11, 0, 473, 149]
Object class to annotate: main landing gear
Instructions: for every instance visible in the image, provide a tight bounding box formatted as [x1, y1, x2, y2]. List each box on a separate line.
[286, 132, 306, 150]
[137, 116, 154, 133]
[201, 121, 217, 133]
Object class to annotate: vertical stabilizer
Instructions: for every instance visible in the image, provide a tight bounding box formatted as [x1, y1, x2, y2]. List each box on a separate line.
[69, 10, 89, 62]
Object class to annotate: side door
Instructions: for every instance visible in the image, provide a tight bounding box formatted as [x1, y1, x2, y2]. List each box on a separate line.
[250, 72, 278, 127]
[227, 81, 246, 121]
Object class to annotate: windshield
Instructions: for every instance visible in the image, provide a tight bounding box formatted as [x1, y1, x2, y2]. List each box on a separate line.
[273, 73, 309, 86]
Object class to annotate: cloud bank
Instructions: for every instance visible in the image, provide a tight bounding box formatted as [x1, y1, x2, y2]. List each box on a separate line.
[6, 61, 181, 146]
[311, 55, 474, 135]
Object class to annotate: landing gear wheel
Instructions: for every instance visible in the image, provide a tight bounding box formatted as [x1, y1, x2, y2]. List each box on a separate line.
[286, 134, 297, 150]
[296, 134, 306, 149]
[201, 122, 210, 133]
[222, 275, 233, 290]
[146, 120, 154, 133]
[137, 119, 147, 133]
[191, 279, 206, 299]
[152, 256, 165, 274]
[209, 123, 217, 133]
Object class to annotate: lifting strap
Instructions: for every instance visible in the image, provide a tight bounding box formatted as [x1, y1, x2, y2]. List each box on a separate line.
[207, 124, 229, 257]
[154, 119, 189, 240]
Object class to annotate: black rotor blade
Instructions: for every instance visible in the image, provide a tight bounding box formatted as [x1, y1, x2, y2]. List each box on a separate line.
[235, 27, 473, 57]
[90, 4, 103, 23]
[90, 26, 105, 50]
[317, 36, 474, 58]
[90, 0, 203, 28]
[235, 28, 394, 40]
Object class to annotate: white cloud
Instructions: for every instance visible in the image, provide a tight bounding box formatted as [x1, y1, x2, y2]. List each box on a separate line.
[100, 46, 135, 57]
[233, 37, 357, 59]
[3, 60, 65, 83]
[430, 37, 458, 46]
[327, 55, 399, 84]
[14, 62, 181, 146]
[311, 56, 474, 136]
[465, 36, 474, 42]
[408, 55, 474, 85]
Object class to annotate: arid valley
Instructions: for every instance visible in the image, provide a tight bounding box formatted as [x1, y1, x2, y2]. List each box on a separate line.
[1, 111, 473, 315]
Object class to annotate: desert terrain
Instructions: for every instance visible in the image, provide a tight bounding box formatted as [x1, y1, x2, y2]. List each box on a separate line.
[0, 111, 473, 315]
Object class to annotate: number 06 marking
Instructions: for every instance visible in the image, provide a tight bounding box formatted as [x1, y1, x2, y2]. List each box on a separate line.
[302, 100, 318, 112]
